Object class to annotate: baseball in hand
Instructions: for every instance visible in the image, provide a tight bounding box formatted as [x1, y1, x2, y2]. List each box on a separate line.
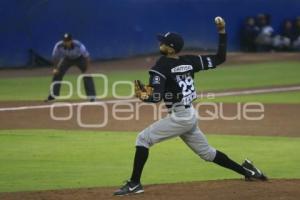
[214, 16, 225, 32]
[214, 16, 224, 24]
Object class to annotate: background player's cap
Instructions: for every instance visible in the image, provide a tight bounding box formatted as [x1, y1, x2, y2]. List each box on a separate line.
[157, 32, 184, 53]
[63, 33, 72, 41]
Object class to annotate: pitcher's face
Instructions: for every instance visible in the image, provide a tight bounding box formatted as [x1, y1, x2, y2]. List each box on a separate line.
[159, 43, 175, 55]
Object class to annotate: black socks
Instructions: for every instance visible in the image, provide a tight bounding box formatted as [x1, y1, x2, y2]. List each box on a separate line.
[130, 146, 149, 183]
[130, 148, 247, 184]
[213, 150, 246, 176]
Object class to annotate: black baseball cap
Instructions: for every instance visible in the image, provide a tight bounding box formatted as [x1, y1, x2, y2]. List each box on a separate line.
[157, 32, 184, 53]
[63, 33, 72, 41]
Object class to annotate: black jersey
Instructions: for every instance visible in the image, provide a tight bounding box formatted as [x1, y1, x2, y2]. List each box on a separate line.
[145, 33, 227, 108]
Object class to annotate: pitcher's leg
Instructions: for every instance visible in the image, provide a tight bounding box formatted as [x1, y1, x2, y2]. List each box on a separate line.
[213, 150, 248, 175]
[132, 114, 194, 183]
[180, 126, 247, 175]
[180, 126, 216, 161]
[114, 109, 199, 196]
[136, 114, 193, 148]
[130, 146, 149, 184]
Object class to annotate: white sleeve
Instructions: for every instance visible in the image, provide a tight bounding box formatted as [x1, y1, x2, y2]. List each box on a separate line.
[52, 42, 62, 60]
[80, 43, 90, 58]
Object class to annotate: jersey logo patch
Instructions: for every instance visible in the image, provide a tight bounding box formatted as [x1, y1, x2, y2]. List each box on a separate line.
[152, 76, 161, 84]
[171, 65, 193, 73]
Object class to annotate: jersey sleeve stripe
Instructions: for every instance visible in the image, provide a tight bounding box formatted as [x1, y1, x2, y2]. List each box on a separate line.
[149, 69, 166, 79]
[198, 55, 204, 70]
[52, 41, 63, 57]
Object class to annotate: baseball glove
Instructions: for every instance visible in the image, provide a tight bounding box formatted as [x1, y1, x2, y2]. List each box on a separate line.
[134, 80, 153, 101]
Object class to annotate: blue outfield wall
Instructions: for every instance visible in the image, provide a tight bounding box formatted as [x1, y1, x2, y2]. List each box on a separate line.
[0, 0, 300, 67]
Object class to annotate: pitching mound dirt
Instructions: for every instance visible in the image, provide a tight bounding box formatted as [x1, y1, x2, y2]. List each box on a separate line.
[1, 179, 299, 200]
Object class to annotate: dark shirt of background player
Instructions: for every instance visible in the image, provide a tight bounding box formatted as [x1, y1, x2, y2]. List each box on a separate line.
[292, 17, 300, 50]
[272, 20, 294, 51]
[240, 17, 259, 52]
[255, 13, 274, 52]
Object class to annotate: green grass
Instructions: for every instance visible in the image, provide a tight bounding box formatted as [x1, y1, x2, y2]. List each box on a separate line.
[195, 61, 300, 91]
[0, 130, 299, 192]
[196, 91, 300, 103]
[0, 72, 145, 101]
[0, 61, 299, 101]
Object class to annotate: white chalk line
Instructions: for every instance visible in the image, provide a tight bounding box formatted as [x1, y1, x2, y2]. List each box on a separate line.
[209, 86, 300, 97]
[0, 86, 300, 112]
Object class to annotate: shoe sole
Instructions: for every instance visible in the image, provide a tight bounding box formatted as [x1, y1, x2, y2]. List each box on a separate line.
[245, 174, 268, 181]
[114, 189, 144, 196]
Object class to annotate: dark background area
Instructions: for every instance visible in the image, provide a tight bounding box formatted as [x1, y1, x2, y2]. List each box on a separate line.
[0, 0, 300, 67]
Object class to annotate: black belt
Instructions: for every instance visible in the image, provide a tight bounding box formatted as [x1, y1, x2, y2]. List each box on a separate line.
[168, 104, 191, 114]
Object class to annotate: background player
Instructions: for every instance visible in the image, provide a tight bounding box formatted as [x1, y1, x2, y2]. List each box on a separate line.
[45, 33, 96, 102]
[114, 17, 267, 196]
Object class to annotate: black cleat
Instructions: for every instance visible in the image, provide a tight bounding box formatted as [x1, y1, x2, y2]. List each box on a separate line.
[44, 95, 55, 102]
[242, 159, 268, 181]
[113, 180, 144, 196]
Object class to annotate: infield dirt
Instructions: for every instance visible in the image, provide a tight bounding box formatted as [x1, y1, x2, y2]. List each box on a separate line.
[1, 179, 299, 200]
[1, 101, 299, 137]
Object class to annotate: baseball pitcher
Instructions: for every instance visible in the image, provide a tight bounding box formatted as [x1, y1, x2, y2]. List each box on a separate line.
[114, 17, 267, 196]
